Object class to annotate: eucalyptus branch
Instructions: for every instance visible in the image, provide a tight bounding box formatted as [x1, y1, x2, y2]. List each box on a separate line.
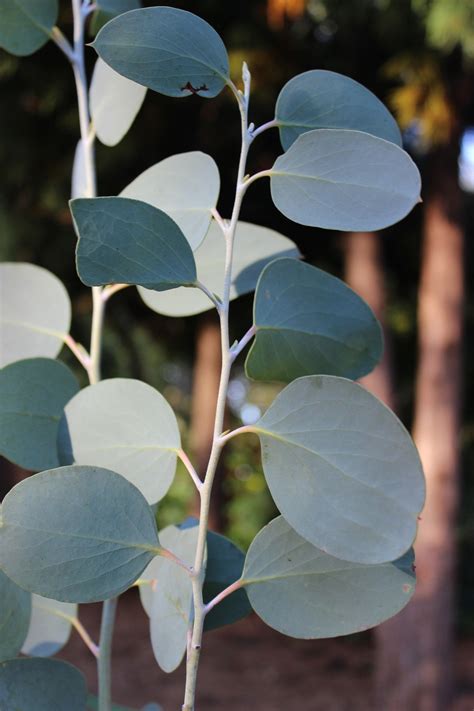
[177, 449, 203, 492]
[210, 207, 228, 233]
[71, 617, 100, 658]
[102, 283, 130, 302]
[50, 27, 75, 62]
[182, 62, 254, 711]
[217, 425, 256, 446]
[194, 281, 222, 312]
[63, 333, 91, 371]
[203, 579, 244, 615]
[250, 117, 279, 139]
[230, 325, 256, 361]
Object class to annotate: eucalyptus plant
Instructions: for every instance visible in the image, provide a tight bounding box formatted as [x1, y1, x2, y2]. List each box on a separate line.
[0, 2, 425, 710]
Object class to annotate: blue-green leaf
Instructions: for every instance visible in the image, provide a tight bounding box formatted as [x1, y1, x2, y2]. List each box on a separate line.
[269, 129, 421, 231]
[58, 378, 180, 504]
[139, 220, 300, 318]
[245, 258, 383, 382]
[92, 7, 230, 98]
[276, 70, 402, 151]
[0, 570, 31, 662]
[70, 197, 197, 290]
[203, 532, 251, 632]
[121, 152, 220, 250]
[22, 595, 77, 657]
[243, 516, 416, 639]
[0, 358, 79, 471]
[0, 263, 71, 368]
[250, 376, 425, 564]
[0, 658, 87, 711]
[0, 466, 161, 602]
[0, 0, 58, 56]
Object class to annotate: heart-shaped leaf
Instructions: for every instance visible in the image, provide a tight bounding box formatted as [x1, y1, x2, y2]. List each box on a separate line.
[0, 658, 87, 711]
[70, 197, 197, 290]
[93, 7, 230, 98]
[90, 58, 147, 147]
[58, 378, 180, 504]
[246, 258, 383, 382]
[0, 570, 31, 662]
[248, 375, 425, 564]
[0, 466, 161, 602]
[120, 152, 220, 250]
[22, 595, 77, 657]
[243, 516, 416, 638]
[276, 70, 402, 151]
[269, 129, 421, 231]
[0, 358, 79, 471]
[0, 0, 58, 56]
[0, 263, 71, 368]
[139, 220, 300, 317]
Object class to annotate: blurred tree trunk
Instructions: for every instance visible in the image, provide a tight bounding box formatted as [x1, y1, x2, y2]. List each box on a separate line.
[189, 315, 225, 529]
[344, 231, 396, 411]
[374, 144, 464, 711]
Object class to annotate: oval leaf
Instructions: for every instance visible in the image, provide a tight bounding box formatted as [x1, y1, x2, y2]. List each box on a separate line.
[0, 466, 160, 602]
[58, 378, 180, 504]
[0, 570, 31, 662]
[70, 197, 197, 290]
[146, 523, 199, 673]
[22, 595, 77, 657]
[276, 70, 402, 151]
[120, 152, 220, 250]
[203, 531, 251, 632]
[270, 129, 421, 231]
[139, 220, 300, 317]
[0, 0, 58, 56]
[92, 7, 230, 98]
[0, 262, 71, 367]
[243, 516, 416, 639]
[0, 658, 87, 711]
[250, 376, 425, 564]
[0, 358, 79, 471]
[90, 58, 147, 147]
[245, 258, 383, 382]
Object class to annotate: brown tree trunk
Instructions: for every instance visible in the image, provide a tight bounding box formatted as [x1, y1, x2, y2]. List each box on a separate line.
[189, 315, 225, 529]
[344, 231, 395, 411]
[374, 150, 464, 710]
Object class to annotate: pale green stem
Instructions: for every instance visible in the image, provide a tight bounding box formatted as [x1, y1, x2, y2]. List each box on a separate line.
[182, 66, 253, 711]
[70, 2, 115, 708]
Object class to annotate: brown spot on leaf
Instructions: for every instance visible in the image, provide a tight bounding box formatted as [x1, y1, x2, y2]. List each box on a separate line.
[181, 82, 209, 94]
[402, 583, 412, 593]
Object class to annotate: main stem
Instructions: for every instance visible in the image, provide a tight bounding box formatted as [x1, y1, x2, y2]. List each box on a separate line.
[182, 73, 252, 711]
[70, 1, 113, 708]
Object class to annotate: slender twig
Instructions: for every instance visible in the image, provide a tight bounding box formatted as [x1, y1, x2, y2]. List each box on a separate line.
[63, 333, 91, 371]
[50, 27, 75, 62]
[182, 64, 254, 711]
[71, 616, 100, 658]
[102, 283, 130, 302]
[177, 449, 203, 492]
[217, 424, 257, 447]
[203, 579, 244, 615]
[97, 598, 118, 710]
[160, 547, 194, 575]
[241, 168, 273, 192]
[195, 280, 222, 311]
[250, 117, 279, 139]
[211, 207, 228, 233]
[230, 325, 256, 361]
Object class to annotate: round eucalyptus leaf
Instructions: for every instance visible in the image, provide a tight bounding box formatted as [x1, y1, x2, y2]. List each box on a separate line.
[0, 358, 79, 471]
[22, 595, 77, 657]
[139, 220, 300, 317]
[90, 58, 147, 147]
[270, 129, 421, 231]
[0, 262, 71, 367]
[0, 0, 58, 57]
[120, 152, 220, 250]
[246, 258, 383, 382]
[243, 516, 416, 639]
[203, 531, 251, 632]
[276, 70, 402, 151]
[147, 523, 200, 673]
[70, 197, 197, 290]
[251, 376, 425, 564]
[0, 658, 87, 711]
[0, 466, 160, 602]
[0, 570, 31, 662]
[93, 7, 230, 98]
[58, 378, 180, 504]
